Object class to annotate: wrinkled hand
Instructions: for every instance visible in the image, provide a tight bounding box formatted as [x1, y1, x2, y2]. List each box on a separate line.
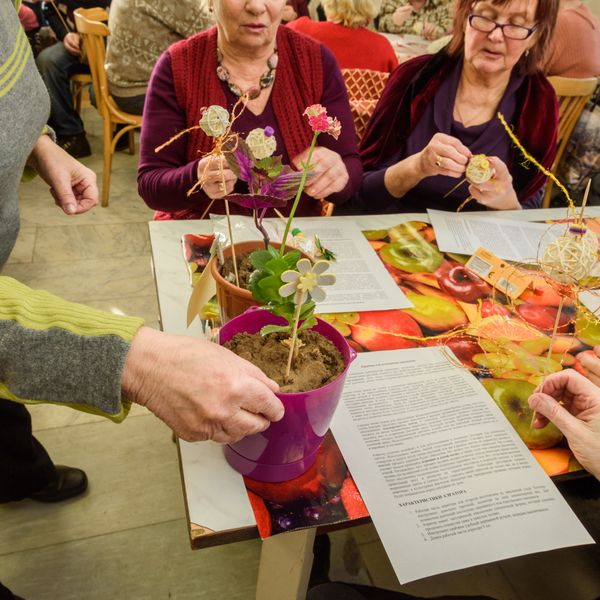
[418, 133, 470, 179]
[576, 347, 600, 387]
[529, 369, 600, 480]
[198, 155, 236, 200]
[468, 156, 520, 210]
[292, 146, 349, 199]
[392, 5, 413, 26]
[63, 32, 81, 56]
[121, 327, 284, 443]
[28, 135, 97, 215]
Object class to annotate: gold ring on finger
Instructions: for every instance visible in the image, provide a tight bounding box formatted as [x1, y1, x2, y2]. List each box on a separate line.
[435, 155, 443, 168]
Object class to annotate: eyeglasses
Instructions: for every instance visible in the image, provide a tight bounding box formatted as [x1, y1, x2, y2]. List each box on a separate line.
[468, 14, 537, 40]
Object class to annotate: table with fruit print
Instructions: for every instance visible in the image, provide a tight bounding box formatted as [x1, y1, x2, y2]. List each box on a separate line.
[148, 207, 600, 600]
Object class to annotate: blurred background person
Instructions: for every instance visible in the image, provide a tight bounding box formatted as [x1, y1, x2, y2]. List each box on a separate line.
[105, 0, 214, 116]
[35, 0, 109, 158]
[544, 0, 600, 77]
[378, 0, 453, 41]
[287, 0, 398, 72]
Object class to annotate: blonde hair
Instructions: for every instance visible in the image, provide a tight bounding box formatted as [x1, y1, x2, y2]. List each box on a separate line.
[322, 0, 379, 28]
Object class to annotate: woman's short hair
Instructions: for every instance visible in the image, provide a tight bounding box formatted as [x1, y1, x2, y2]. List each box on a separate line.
[447, 0, 559, 75]
[322, 0, 379, 28]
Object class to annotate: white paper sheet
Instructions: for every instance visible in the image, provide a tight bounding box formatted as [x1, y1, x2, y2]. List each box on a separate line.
[211, 215, 412, 313]
[580, 290, 600, 315]
[427, 209, 560, 262]
[331, 347, 593, 583]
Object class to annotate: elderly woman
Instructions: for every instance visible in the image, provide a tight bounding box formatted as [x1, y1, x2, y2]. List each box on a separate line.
[378, 0, 453, 40]
[355, 0, 559, 213]
[137, 0, 362, 220]
[287, 0, 398, 72]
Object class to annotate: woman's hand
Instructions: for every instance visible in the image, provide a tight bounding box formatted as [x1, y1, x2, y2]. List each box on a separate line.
[63, 32, 81, 56]
[197, 155, 237, 199]
[468, 156, 520, 210]
[28, 135, 97, 215]
[418, 133, 471, 179]
[529, 370, 600, 480]
[292, 146, 349, 199]
[393, 5, 414, 26]
[576, 347, 600, 387]
[422, 22, 442, 40]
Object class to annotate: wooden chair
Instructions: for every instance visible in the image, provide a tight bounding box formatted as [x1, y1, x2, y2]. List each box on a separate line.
[74, 8, 142, 207]
[70, 73, 91, 113]
[341, 68, 389, 143]
[542, 76, 598, 208]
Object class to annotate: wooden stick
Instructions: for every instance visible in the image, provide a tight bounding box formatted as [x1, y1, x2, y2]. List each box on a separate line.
[224, 199, 240, 288]
[578, 178, 592, 225]
[456, 196, 474, 212]
[285, 300, 303, 381]
[444, 178, 467, 199]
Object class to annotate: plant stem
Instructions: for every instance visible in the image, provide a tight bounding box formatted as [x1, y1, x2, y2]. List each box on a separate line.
[224, 199, 240, 287]
[285, 299, 303, 380]
[255, 209, 270, 249]
[280, 131, 319, 257]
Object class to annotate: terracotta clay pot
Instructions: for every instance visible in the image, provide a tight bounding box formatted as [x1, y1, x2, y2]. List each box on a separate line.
[220, 307, 356, 482]
[210, 241, 305, 324]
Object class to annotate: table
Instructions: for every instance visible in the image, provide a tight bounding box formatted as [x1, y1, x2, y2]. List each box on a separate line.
[378, 32, 431, 63]
[149, 207, 600, 600]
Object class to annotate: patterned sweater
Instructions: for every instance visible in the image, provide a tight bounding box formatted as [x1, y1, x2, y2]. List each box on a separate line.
[378, 0, 452, 37]
[105, 0, 214, 98]
[0, 0, 144, 421]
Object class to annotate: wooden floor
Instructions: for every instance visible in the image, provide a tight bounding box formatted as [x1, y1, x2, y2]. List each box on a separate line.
[2, 107, 600, 599]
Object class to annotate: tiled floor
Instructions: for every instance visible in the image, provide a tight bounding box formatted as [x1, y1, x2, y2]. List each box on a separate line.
[2, 107, 600, 599]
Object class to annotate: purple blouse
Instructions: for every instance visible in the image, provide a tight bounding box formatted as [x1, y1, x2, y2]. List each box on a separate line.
[355, 60, 540, 213]
[137, 46, 362, 216]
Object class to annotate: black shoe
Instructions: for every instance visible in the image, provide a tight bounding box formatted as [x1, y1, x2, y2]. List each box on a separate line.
[57, 133, 92, 158]
[114, 124, 131, 152]
[28, 465, 88, 503]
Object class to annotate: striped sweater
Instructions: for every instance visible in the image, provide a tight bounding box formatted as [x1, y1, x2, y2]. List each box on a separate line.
[0, 0, 144, 421]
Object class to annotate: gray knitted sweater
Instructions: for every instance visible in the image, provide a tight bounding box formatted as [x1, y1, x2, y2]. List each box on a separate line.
[0, 0, 144, 420]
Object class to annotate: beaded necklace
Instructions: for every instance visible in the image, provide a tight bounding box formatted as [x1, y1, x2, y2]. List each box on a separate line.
[216, 47, 278, 99]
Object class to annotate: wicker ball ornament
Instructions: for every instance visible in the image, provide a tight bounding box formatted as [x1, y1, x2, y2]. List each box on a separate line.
[541, 227, 598, 283]
[466, 155, 494, 185]
[199, 105, 230, 137]
[246, 127, 277, 160]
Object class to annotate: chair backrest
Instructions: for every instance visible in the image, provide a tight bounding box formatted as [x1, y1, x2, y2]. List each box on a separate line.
[341, 68, 390, 143]
[73, 8, 111, 121]
[542, 76, 598, 207]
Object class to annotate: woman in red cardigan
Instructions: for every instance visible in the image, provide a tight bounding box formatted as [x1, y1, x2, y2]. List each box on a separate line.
[287, 0, 398, 73]
[137, 0, 362, 220]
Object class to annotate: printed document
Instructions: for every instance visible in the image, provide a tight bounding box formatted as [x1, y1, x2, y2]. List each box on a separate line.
[331, 347, 593, 583]
[428, 209, 559, 261]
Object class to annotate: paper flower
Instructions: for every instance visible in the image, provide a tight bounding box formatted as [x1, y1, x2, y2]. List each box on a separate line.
[279, 258, 336, 304]
[303, 104, 341, 139]
[246, 127, 277, 160]
[199, 105, 230, 137]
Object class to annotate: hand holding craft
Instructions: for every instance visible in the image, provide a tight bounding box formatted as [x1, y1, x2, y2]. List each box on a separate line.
[197, 154, 237, 199]
[529, 369, 600, 480]
[419, 133, 471, 179]
[292, 146, 349, 199]
[577, 348, 600, 388]
[467, 156, 520, 210]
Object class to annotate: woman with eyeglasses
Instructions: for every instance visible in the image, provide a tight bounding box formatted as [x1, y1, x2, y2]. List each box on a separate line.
[352, 0, 560, 213]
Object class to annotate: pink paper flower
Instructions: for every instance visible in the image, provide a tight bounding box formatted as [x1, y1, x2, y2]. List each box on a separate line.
[303, 104, 341, 138]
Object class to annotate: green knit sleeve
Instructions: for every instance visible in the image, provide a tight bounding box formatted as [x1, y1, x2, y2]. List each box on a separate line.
[0, 277, 145, 422]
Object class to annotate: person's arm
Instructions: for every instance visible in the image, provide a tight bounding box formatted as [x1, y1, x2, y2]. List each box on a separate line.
[378, 0, 408, 33]
[0, 277, 283, 442]
[294, 46, 362, 204]
[137, 51, 210, 212]
[529, 369, 600, 480]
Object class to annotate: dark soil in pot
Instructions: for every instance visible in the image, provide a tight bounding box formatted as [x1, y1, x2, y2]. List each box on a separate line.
[221, 252, 254, 290]
[224, 329, 345, 393]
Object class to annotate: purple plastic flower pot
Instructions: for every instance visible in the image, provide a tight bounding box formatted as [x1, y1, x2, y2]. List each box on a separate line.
[220, 307, 356, 482]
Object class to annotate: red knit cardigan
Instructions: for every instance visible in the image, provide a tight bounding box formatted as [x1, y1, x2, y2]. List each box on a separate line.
[164, 26, 324, 219]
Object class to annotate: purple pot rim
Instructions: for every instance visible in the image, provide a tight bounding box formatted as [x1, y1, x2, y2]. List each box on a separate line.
[220, 308, 356, 397]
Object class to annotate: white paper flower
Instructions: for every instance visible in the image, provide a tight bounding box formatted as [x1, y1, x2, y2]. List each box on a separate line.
[279, 258, 336, 304]
[199, 105, 230, 137]
[246, 127, 277, 159]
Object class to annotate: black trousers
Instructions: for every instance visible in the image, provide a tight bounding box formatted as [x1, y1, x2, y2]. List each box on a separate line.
[0, 399, 56, 502]
[307, 584, 496, 600]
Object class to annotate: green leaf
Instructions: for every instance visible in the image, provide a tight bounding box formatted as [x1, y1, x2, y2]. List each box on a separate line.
[281, 250, 301, 269]
[298, 316, 317, 332]
[260, 324, 291, 336]
[249, 249, 276, 271]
